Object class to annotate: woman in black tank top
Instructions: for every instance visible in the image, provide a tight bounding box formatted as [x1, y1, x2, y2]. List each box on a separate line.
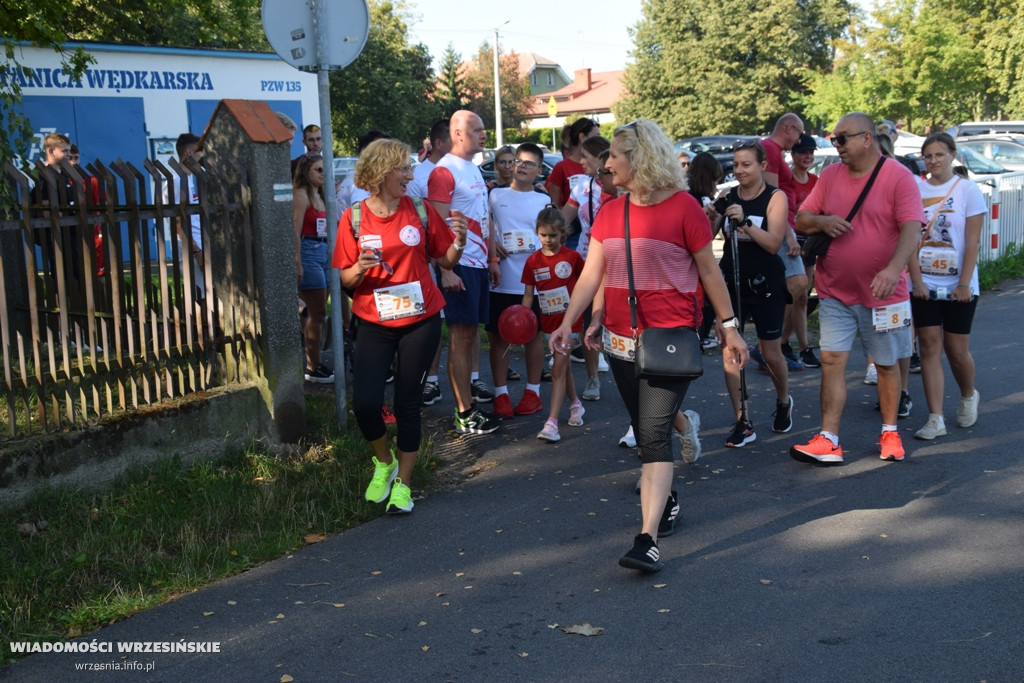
[715, 141, 794, 447]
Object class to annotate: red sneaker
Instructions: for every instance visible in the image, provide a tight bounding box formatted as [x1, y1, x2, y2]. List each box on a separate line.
[790, 434, 844, 465]
[879, 430, 905, 461]
[381, 405, 396, 425]
[493, 393, 515, 419]
[513, 389, 543, 416]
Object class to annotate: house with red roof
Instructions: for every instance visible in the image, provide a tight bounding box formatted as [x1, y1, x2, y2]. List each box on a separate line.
[526, 67, 624, 131]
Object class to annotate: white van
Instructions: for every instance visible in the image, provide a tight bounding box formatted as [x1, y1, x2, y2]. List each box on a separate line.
[947, 121, 1024, 137]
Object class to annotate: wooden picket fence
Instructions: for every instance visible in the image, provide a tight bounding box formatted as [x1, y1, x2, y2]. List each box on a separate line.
[0, 156, 262, 440]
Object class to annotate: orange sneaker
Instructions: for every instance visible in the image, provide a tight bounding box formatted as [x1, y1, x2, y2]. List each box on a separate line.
[493, 393, 515, 419]
[790, 434, 844, 465]
[879, 430, 905, 461]
[514, 389, 543, 416]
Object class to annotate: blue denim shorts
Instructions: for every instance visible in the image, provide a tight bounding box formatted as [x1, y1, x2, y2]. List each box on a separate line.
[818, 298, 913, 366]
[299, 238, 330, 291]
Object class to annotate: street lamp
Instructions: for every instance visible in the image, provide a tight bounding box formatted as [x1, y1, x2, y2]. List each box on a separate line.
[493, 19, 510, 148]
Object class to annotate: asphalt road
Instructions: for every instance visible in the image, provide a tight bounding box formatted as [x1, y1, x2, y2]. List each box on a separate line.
[4, 280, 1023, 682]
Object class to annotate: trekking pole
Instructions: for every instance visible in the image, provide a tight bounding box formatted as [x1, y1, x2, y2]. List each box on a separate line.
[729, 218, 749, 425]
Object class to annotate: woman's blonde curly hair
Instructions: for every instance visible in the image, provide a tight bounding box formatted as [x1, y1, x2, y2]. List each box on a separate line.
[613, 119, 687, 203]
[354, 138, 413, 197]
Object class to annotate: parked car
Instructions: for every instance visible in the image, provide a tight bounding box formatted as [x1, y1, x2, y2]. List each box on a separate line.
[807, 147, 1008, 180]
[333, 156, 358, 179]
[674, 135, 760, 181]
[477, 152, 562, 186]
[947, 121, 1024, 137]
[956, 136, 1024, 172]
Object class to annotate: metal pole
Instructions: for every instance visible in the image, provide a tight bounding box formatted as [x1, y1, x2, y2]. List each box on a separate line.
[492, 27, 503, 148]
[313, 0, 348, 428]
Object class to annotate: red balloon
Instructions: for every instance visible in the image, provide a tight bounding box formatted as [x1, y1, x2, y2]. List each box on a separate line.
[498, 305, 538, 345]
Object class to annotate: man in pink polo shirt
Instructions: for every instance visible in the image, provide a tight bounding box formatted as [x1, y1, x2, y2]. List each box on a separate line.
[791, 112, 924, 465]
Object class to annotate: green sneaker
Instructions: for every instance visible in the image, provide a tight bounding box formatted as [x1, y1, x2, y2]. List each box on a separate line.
[365, 454, 398, 503]
[386, 478, 414, 514]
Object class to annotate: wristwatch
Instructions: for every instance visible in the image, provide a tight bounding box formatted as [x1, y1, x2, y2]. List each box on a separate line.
[721, 317, 740, 329]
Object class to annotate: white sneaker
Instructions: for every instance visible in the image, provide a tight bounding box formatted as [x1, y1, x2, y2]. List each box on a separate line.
[568, 402, 585, 426]
[582, 376, 600, 401]
[864, 363, 877, 385]
[537, 419, 561, 443]
[597, 354, 610, 372]
[956, 390, 979, 428]
[619, 425, 636, 448]
[915, 415, 947, 440]
[678, 410, 702, 464]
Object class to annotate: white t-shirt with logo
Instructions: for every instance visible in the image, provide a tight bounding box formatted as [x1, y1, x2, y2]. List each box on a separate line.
[917, 176, 986, 295]
[428, 154, 490, 269]
[489, 186, 551, 294]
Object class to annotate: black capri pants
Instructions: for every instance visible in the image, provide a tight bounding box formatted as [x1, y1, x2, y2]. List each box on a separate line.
[352, 314, 442, 453]
[608, 356, 691, 464]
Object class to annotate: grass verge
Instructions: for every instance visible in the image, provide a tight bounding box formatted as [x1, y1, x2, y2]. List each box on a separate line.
[0, 395, 438, 666]
[979, 242, 1024, 291]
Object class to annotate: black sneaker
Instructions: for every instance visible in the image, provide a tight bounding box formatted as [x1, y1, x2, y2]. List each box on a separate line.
[909, 353, 921, 373]
[658, 491, 680, 537]
[899, 391, 913, 418]
[422, 381, 441, 406]
[618, 533, 664, 572]
[570, 345, 586, 363]
[772, 395, 794, 433]
[454, 408, 501, 435]
[470, 379, 494, 403]
[725, 419, 756, 448]
[874, 391, 913, 418]
[800, 347, 821, 368]
[304, 364, 335, 384]
[780, 341, 799, 363]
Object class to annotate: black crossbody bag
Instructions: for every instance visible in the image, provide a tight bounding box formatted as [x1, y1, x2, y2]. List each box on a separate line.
[624, 198, 704, 381]
[801, 156, 886, 259]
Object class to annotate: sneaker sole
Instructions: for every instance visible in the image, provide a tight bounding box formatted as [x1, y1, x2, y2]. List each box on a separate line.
[422, 392, 441, 406]
[618, 556, 664, 572]
[514, 406, 542, 416]
[386, 502, 413, 514]
[537, 433, 561, 442]
[680, 410, 702, 463]
[456, 424, 501, 435]
[725, 433, 756, 448]
[879, 452, 906, 462]
[472, 395, 494, 403]
[914, 428, 947, 440]
[789, 446, 844, 465]
[305, 375, 335, 384]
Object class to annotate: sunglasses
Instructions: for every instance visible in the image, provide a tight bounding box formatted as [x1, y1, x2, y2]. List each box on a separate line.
[830, 131, 869, 147]
[596, 169, 613, 176]
[312, 167, 324, 172]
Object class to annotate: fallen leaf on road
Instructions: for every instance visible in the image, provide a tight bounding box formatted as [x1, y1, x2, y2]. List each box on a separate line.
[332, 603, 345, 608]
[759, 579, 773, 585]
[227, 601, 237, 605]
[471, 628, 483, 634]
[658, 609, 670, 613]
[519, 652, 529, 658]
[280, 675, 293, 682]
[560, 623, 605, 637]
[203, 611, 214, 616]
[418, 621, 427, 627]
[654, 584, 667, 589]
[421, 646, 429, 652]
[304, 533, 327, 544]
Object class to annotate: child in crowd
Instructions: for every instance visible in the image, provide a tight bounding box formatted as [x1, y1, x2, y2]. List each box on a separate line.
[522, 206, 586, 443]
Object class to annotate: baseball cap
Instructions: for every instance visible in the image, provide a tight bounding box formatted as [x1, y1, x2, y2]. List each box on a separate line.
[792, 133, 816, 153]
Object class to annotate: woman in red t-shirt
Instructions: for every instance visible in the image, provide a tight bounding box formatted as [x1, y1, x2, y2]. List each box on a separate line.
[549, 120, 748, 573]
[334, 139, 468, 514]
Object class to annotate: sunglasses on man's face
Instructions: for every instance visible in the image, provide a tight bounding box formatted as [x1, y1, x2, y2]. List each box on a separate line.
[830, 131, 869, 147]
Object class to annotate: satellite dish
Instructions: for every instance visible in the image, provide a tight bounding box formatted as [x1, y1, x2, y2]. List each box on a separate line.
[262, 0, 370, 71]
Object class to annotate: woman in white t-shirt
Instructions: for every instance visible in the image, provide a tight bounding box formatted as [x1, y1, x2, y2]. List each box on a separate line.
[908, 133, 985, 440]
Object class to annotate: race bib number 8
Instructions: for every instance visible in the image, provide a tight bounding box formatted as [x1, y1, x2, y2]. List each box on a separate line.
[873, 299, 912, 332]
[374, 282, 425, 322]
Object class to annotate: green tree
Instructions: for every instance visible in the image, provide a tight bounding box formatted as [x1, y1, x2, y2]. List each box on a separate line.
[328, 1, 438, 153]
[616, 0, 851, 137]
[434, 44, 469, 119]
[61, 0, 267, 50]
[462, 41, 532, 131]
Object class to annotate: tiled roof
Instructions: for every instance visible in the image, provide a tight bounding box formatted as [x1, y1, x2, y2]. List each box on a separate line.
[528, 70, 624, 118]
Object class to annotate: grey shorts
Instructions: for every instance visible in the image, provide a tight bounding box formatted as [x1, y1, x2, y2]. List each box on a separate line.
[818, 298, 913, 366]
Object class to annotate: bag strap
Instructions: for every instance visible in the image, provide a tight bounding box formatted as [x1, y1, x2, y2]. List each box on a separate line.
[845, 155, 887, 223]
[351, 200, 362, 238]
[410, 195, 429, 233]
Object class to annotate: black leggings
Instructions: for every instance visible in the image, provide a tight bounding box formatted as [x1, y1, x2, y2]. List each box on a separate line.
[608, 356, 691, 464]
[352, 314, 441, 453]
